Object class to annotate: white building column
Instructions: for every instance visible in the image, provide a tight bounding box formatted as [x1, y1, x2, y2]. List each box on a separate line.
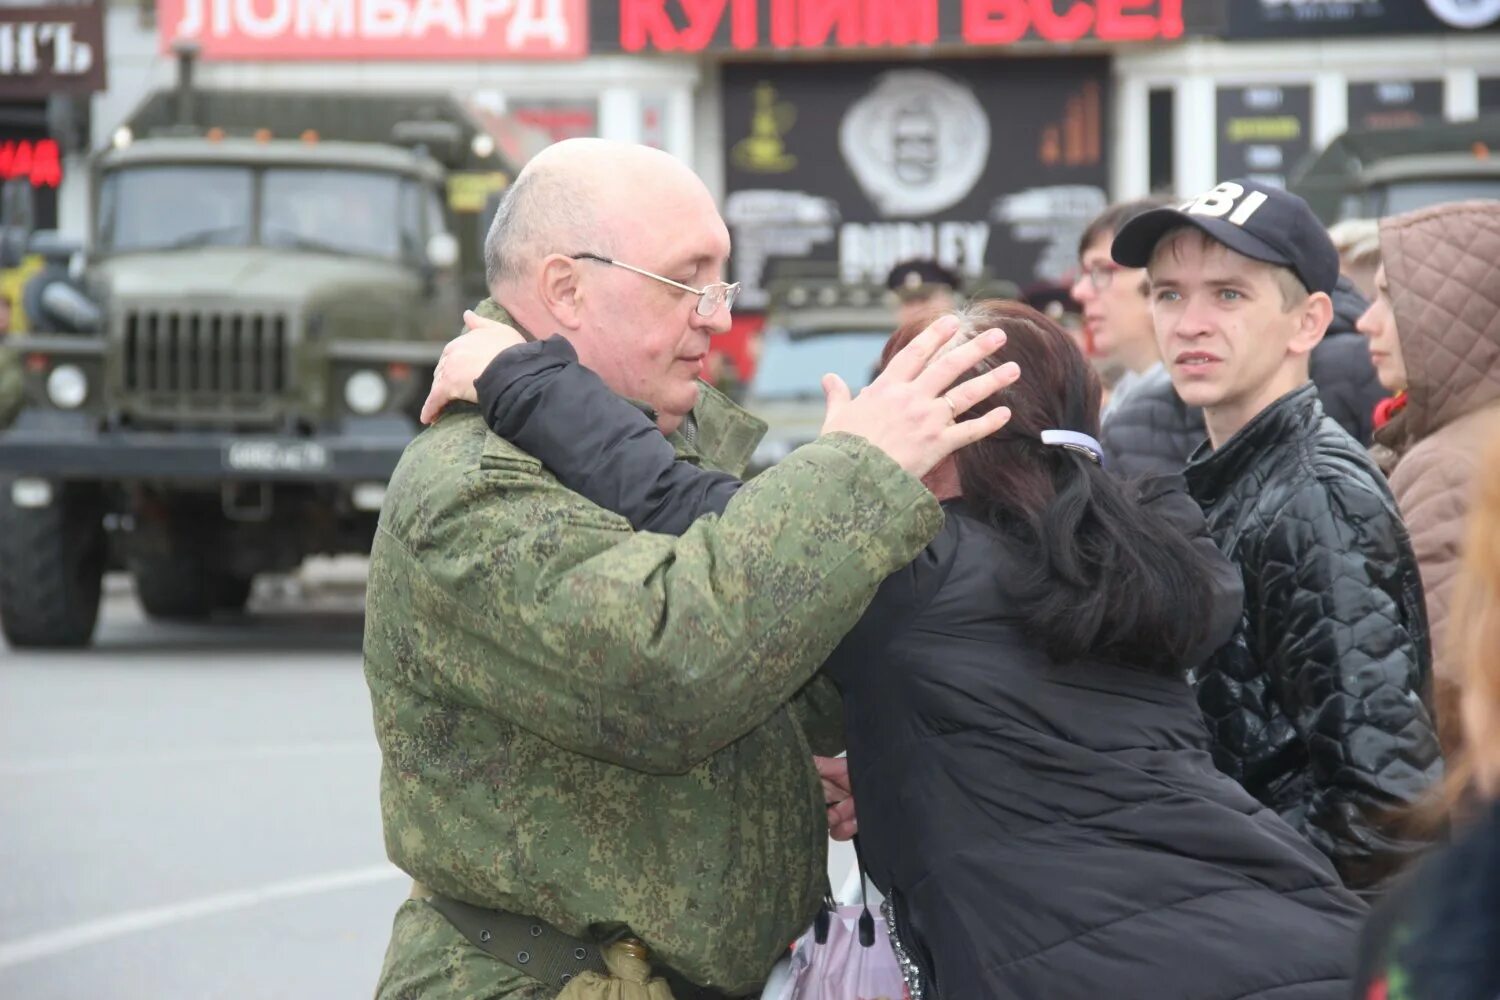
[1113, 73, 1150, 200]
[665, 85, 694, 165]
[1174, 73, 1216, 195]
[1312, 71, 1347, 151]
[1445, 67, 1480, 119]
[599, 87, 643, 145]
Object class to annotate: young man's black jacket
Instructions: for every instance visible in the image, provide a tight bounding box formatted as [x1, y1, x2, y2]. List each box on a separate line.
[472, 338, 1371, 999]
[1100, 277, 1387, 479]
[1184, 383, 1442, 894]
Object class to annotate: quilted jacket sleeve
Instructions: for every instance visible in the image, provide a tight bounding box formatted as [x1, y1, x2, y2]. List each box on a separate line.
[1255, 477, 1442, 889]
[1098, 372, 1206, 480]
[1388, 442, 1478, 757]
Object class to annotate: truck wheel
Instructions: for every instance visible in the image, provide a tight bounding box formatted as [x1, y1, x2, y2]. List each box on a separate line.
[132, 555, 217, 620]
[214, 573, 254, 613]
[0, 480, 106, 648]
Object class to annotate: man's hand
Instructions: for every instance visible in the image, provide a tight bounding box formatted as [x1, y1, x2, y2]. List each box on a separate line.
[815, 755, 857, 841]
[419, 310, 527, 425]
[820, 315, 1020, 479]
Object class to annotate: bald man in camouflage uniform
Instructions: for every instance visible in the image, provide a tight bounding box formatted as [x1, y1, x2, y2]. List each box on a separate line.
[364, 140, 1017, 999]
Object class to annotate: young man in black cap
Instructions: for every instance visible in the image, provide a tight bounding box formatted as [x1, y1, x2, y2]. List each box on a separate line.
[1112, 179, 1441, 895]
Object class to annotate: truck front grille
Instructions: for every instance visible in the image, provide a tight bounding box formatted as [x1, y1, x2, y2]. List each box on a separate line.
[120, 309, 292, 422]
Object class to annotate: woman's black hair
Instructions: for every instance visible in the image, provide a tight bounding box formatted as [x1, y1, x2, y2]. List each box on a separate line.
[880, 300, 1217, 675]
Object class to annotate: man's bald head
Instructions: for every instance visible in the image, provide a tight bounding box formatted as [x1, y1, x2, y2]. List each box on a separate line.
[478, 140, 733, 436]
[483, 139, 712, 293]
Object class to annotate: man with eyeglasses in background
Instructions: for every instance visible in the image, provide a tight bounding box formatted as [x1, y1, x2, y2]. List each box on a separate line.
[1070, 196, 1207, 478]
[363, 138, 1018, 1000]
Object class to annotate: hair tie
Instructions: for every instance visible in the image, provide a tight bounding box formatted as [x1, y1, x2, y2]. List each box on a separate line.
[1040, 430, 1104, 467]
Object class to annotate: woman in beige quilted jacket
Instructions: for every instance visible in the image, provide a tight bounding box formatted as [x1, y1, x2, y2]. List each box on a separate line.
[1357, 199, 1500, 759]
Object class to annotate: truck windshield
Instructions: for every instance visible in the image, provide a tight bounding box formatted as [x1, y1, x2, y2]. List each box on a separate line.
[99, 166, 253, 251]
[99, 165, 419, 260]
[261, 168, 409, 260]
[1376, 178, 1500, 215]
[748, 330, 891, 402]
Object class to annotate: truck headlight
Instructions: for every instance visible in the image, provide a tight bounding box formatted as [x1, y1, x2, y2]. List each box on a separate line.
[46, 364, 88, 409]
[343, 369, 389, 414]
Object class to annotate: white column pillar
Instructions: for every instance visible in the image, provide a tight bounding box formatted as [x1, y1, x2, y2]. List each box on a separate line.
[599, 87, 642, 145]
[665, 85, 695, 167]
[1175, 74, 1216, 195]
[1312, 71, 1347, 151]
[1114, 74, 1150, 200]
[1445, 67, 1480, 120]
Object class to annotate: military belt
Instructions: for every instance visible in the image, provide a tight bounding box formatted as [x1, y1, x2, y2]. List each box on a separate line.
[415, 884, 607, 991]
[413, 884, 733, 1000]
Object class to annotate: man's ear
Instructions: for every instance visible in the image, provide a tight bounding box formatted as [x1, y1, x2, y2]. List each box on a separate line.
[1291, 291, 1333, 357]
[536, 254, 585, 331]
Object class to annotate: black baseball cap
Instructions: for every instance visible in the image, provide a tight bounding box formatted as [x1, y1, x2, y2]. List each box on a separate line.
[1110, 179, 1339, 297]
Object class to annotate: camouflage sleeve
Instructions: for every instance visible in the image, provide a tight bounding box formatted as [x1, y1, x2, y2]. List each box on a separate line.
[384, 428, 940, 774]
[0, 345, 21, 430]
[786, 674, 845, 757]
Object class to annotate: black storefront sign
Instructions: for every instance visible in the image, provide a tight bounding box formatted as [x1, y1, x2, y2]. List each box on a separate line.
[1348, 79, 1444, 131]
[1228, 0, 1500, 38]
[1482, 77, 1500, 114]
[722, 58, 1110, 308]
[0, 0, 106, 100]
[1216, 83, 1312, 190]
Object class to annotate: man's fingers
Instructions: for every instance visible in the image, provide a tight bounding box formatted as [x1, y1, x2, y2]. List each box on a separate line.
[826, 797, 857, 841]
[915, 327, 1006, 397]
[948, 404, 1014, 449]
[945, 361, 1021, 416]
[821, 373, 852, 423]
[878, 314, 961, 383]
[419, 388, 444, 425]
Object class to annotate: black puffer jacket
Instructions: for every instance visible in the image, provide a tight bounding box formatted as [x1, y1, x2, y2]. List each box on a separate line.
[474, 340, 1369, 999]
[1098, 365, 1205, 478]
[1101, 278, 1387, 479]
[824, 502, 1364, 1000]
[1185, 383, 1441, 893]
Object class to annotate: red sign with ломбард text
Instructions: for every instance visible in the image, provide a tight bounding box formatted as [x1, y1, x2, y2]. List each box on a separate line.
[155, 0, 587, 60]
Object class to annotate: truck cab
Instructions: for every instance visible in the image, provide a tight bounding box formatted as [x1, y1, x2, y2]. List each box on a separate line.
[0, 71, 512, 648]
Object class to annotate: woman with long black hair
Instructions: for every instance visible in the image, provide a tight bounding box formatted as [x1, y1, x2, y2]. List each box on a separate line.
[425, 299, 1365, 999]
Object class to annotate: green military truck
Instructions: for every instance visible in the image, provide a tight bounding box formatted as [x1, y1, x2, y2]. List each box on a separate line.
[0, 59, 513, 647]
[1291, 116, 1500, 224]
[745, 269, 894, 476]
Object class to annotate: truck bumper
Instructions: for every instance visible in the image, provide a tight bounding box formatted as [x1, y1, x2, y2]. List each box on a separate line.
[0, 412, 420, 483]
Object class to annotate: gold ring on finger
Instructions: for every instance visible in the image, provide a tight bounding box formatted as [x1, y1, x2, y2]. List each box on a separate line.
[943, 393, 958, 421]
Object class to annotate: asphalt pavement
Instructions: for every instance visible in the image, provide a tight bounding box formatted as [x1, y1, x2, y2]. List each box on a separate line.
[0, 565, 859, 1000]
[0, 567, 404, 1000]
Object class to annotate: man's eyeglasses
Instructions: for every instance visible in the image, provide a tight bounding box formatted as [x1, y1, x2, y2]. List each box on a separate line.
[1083, 262, 1123, 290]
[570, 253, 741, 318]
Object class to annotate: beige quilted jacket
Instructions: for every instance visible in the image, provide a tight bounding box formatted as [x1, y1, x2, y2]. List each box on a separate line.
[1375, 200, 1500, 757]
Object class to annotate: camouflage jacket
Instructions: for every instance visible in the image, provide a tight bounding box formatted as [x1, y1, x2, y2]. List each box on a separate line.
[364, 303, 941, 995]
[0, 345, 20, 430]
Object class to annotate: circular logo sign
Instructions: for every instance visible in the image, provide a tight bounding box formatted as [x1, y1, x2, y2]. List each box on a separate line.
[1424, 0, 1500, 28]
[839, 70, 990, 218]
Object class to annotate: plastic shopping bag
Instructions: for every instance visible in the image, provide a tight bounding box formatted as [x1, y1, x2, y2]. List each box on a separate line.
[760, 904, 906, 1000]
